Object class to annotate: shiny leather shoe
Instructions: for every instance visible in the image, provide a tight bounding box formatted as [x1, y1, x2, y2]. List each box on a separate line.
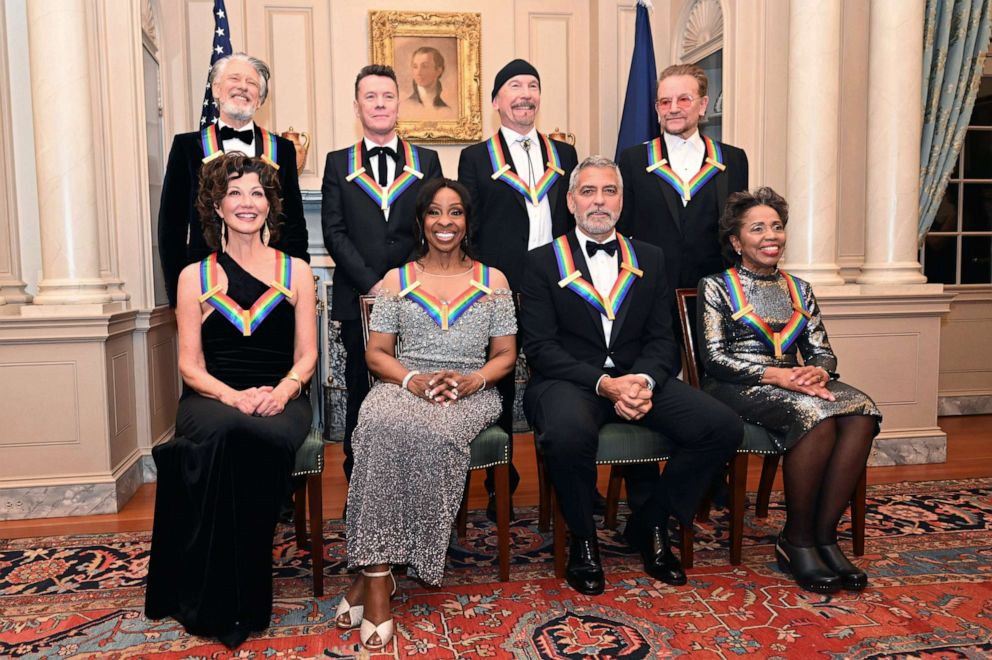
[775, 534, 842, 594]
[566, 536, 605, 595]
[626, 523, 687, 586]
[817, 543, 868, 591]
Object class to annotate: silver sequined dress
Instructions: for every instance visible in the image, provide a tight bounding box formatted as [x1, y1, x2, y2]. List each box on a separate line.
[345, 287, 516, 585]
[697, 267, 881, 450]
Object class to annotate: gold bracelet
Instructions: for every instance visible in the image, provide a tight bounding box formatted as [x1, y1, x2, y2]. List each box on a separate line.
[282, 370, 303, 400]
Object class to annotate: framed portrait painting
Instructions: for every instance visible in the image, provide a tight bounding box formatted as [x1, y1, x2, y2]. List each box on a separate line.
[369, 11, 482, 143]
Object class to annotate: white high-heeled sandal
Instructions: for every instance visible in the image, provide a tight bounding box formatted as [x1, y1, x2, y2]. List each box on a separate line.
[335, 570, 397, 630]
[358, 568, 395, 650]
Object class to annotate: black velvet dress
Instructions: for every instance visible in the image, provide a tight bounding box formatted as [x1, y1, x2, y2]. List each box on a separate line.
[145, 252, 311, 648]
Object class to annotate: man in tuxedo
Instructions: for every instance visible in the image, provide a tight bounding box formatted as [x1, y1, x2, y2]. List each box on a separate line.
[617, 63, 748, 291]
[521, 156, 741, 595]
[321, 64, 442, 481]
[458, 59, 578, 515]
[158, 52, 309, 307]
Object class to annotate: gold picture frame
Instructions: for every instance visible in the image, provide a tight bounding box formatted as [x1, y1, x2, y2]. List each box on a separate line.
[369, 10, 482, 143]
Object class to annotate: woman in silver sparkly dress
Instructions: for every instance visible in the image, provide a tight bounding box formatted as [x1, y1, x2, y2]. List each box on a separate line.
[337, 179, 517, 650]
[698, 187, 881, 594]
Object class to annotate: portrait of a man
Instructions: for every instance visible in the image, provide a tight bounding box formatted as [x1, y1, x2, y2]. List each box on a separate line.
[395, 36, 458, 122]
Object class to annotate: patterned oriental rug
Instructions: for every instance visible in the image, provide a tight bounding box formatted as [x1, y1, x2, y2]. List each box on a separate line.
[2, 478, 992, 659]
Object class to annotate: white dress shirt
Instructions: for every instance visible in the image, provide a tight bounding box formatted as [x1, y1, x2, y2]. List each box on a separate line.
[364, 135, 399, 220]
[500, 126, 554, 250]
[217, 120, 256, 157]
[664, 130, 705, 207]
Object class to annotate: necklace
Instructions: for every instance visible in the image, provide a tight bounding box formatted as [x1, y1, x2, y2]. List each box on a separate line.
[415, 261, 474, 277]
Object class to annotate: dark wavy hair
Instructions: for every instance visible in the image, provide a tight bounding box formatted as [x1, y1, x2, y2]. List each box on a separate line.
[413, 178, 475, 260]
[196, 153, 283, 250]
[718, 186, 789, 264]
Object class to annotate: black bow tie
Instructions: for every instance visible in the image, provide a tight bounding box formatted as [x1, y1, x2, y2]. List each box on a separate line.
[368, 146, 398, 186]
[218, 125, 254, 144]
[586, 239, 618, 258]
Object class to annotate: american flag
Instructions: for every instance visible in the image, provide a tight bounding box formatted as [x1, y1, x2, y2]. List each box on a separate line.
[199, 0, 232, 127]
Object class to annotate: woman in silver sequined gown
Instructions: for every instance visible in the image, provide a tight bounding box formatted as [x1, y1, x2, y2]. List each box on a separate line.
[338, 179, 517, 650]
[698, 187, 881, 594]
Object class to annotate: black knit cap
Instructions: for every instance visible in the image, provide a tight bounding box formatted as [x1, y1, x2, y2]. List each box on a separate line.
[492, 59, 541, 100]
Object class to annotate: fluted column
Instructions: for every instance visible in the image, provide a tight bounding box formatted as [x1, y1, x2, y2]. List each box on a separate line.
[26, 0, 111, 306]
[783, 0, 845, 286]
[856, 0, 928, 285]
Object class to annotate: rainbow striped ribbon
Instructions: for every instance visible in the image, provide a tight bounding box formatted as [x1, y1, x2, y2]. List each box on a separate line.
[398, 261, 491, 330]
[486, 133, 564, 206]
[552, 234, 643, 321]
[721, 267, 811, 358]
[200, 124, 280, 170]
[644, 135, 726, 201]
[345, 139, 423, 211]
[198, 250, 294, 336]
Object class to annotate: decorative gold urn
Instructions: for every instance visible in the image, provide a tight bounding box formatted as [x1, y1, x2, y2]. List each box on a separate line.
[281, 126, 310, 174]
[548, 127, 576, 145]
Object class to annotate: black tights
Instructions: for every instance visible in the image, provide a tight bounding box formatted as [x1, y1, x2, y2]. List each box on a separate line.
[781, 415, 875, 547]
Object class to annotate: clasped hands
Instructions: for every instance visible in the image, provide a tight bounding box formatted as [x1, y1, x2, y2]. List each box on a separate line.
[406, 370, 484, 406]
[600, 374, 653, 421]
[763, 365, 836, 401]
[223, 385, 290, 417]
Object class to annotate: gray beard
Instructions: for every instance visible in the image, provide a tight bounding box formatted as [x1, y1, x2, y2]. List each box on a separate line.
[219, 100, 255, 124]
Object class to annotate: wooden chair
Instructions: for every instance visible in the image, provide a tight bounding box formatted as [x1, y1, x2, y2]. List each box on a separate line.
[536, 425, 697, 577]
[290, 428, 327, 596]
[359, 295, 511, 581]
[674, 288, 867, 561]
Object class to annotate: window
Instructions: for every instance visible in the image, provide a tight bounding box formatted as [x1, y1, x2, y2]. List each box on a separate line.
[922, 74, 992, 285]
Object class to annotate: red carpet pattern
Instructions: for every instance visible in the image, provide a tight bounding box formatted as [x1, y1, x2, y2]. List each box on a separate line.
[2, 478, 992, 658]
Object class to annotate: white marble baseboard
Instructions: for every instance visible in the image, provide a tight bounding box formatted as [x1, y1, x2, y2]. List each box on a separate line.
[141, 454, 157, 483]
[868, 434, 946, 466]
[938, 394, 992, 416]
[0, 459, 146, 521]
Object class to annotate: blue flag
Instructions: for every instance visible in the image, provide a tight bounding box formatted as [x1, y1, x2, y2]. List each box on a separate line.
[615, 1, 660, 161]
[199, 0, 233, 127]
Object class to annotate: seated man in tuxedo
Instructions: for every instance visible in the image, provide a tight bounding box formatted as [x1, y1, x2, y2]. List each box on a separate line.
[520, 156, 742, 595]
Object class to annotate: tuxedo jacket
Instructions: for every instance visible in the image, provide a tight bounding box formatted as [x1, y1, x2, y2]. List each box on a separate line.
[520, 231, 680, 401]
[457, 132, 578, 291]
[158, 127, 310, 307]
[320, 139, 442, 321]
[617, 137, 747, 290]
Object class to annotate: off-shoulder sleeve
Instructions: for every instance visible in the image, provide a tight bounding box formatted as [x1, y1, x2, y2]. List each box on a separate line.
[697, 275, 768, 384]
[369, 290, 400, 334]
[795, 283, 839, 376]
[488, 289, 518, 337]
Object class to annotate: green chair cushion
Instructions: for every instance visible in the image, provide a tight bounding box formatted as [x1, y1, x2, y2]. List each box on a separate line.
[469, 425, 510, 470]
[739, 422, 783, 455]
[291, 427, 326, 477]
[594, 423, 676, 465]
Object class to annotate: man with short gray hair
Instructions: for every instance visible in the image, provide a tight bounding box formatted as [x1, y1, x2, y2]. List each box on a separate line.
[158, 52, 309, 307]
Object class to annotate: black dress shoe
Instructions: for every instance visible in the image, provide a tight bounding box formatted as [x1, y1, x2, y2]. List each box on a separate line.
[775, 534, 842, 594]
[566, 536, 605, 595]
[817, 543, 868, 591]
[486, 493, 516, 524]
[625, 523, 686, 585]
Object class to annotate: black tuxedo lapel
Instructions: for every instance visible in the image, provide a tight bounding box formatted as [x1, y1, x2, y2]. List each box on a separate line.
[567, 233, 608, 345]
[539, 135, 562, 218]
[497, 130, 528, 213]
[654, 138, 684, 236]
[607, 240, 635, 348]
[253, 125, 263, 158]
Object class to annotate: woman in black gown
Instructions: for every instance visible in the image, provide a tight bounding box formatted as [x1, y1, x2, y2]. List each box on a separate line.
[698, 187, 881, 594]
[145, 154, 316, 648]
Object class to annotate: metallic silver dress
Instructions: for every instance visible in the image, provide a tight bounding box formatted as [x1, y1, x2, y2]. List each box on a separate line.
[345, 287, 516, 585]
[697, 267, 881, 450]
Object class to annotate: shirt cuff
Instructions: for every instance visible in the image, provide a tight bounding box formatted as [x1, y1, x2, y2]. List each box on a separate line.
[595, 374, 608, 396]
[638, 373, 656, 391]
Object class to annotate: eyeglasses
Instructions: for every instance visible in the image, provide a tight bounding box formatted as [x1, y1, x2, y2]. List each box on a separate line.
[656, 94, 697, 110]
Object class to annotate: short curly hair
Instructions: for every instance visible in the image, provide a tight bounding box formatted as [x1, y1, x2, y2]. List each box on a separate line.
[196, 153, 283, 250]
[718, 187, 789, 264]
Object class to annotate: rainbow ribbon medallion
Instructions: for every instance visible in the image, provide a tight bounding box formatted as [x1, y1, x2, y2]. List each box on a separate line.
[552, 234, 642, 321]
[645, 136, 726, 201]
[257, 127, 280, 170]
[486, 133, 562, 206]
[199, 250, 293, 336]
[201, 124, 279, 169]
[722, 267, 810, 358]
[399, 262, 491, 331]
[346, 140, 422, 211]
